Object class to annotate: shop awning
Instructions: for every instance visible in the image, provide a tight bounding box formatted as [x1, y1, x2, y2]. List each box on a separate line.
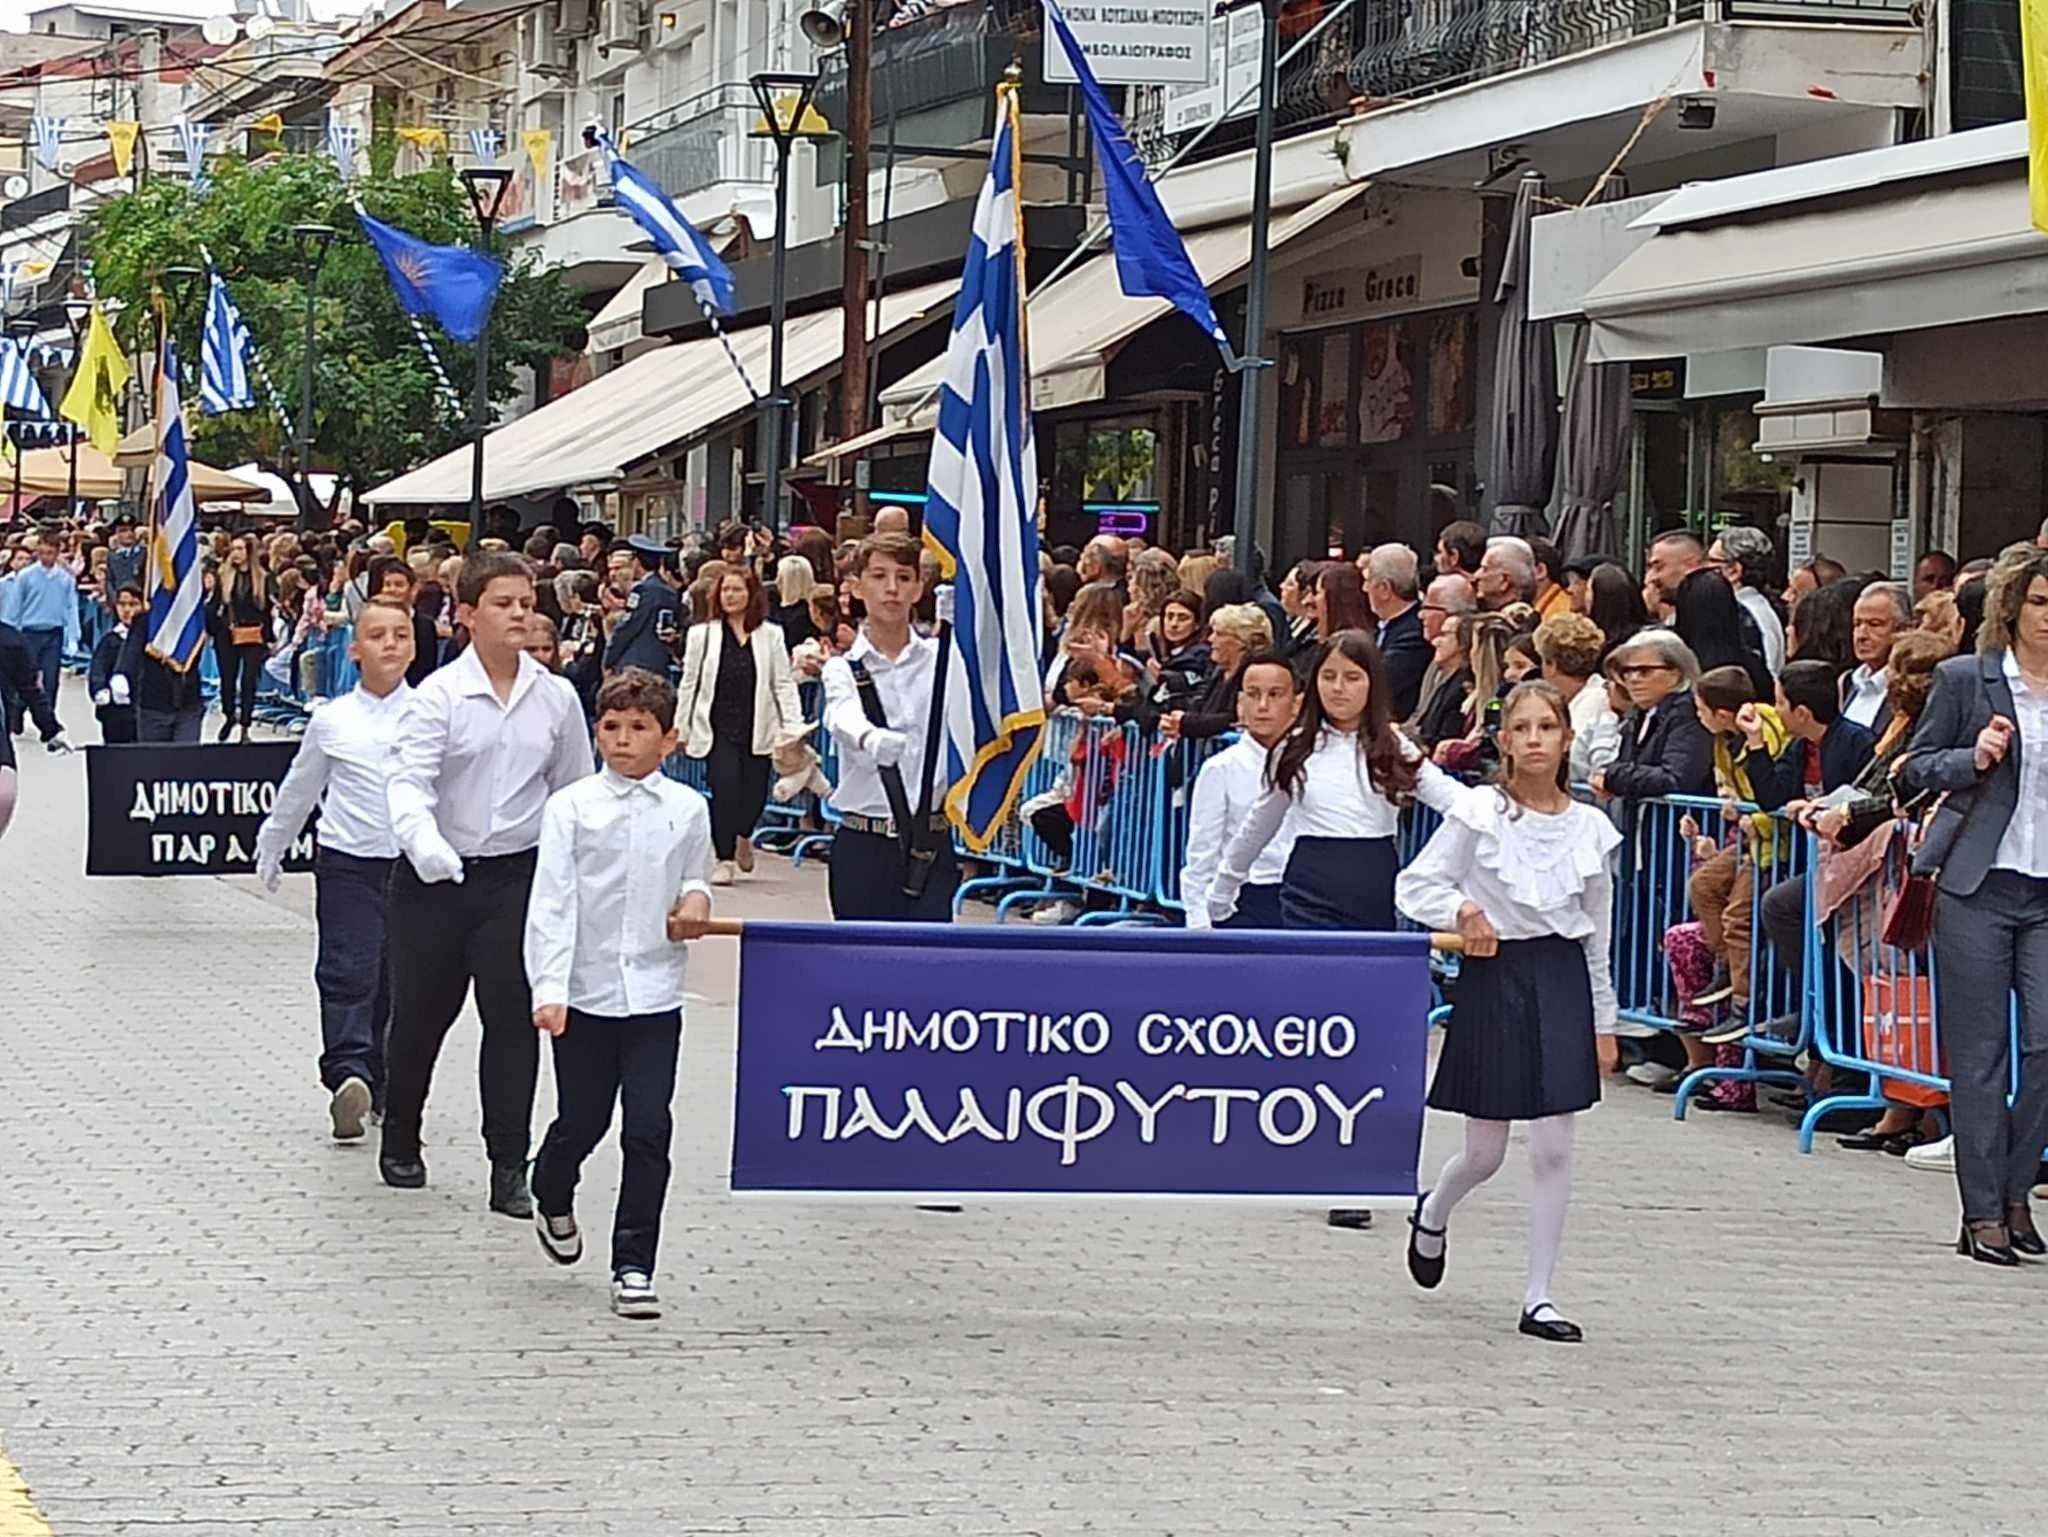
[1583, 163, 2045, 363]
[585, 256, 672, 355]
[10, 444, 270, 503]
[880, 183, 1370, 419]
[802, 416, 931, 467]
[366, 278, 960, 507]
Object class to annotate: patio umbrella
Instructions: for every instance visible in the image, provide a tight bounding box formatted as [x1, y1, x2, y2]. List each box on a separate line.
[1485, 171, 1557, 539]
[1550, 177, 1636, 563]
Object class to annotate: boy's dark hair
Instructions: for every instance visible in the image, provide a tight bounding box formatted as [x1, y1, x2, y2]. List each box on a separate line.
[115, 582, 144, 603]
[1238, 648, 1301, 689]
[1777, 659, 1840, 724]
[1063, 656, 1106, 692]
[1696, 664, 1756, 712]
[368, 553, 414, 593]
[455, 550, 533, 607]
[854, 531, 923, 576]
[596, 666, 678, 731]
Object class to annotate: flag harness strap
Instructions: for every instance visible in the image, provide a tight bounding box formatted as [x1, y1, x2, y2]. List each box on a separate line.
[847, 654, 947, 898]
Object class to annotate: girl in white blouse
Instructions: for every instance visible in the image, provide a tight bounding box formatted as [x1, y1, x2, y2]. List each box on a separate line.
[1394, 681, 1621, 1343]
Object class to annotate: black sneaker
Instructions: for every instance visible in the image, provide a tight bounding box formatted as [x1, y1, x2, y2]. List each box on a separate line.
[611, 1270, 660, 1319]
[1757, 1012, 1801, 1045]
[1700, 1014, 1751, 1046]
[489, 1162, 532, 1219]
[1693, 965, 1735, 1007]
[534, 1205, 582, 1265]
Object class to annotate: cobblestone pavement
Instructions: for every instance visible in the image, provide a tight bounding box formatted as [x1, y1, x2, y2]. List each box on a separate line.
[3, 681, 2045, 1537]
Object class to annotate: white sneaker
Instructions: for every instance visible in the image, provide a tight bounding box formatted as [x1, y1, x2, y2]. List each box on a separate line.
[611, 1270, 660, 1318]
[1625, 1061, 1679, 1088]
[329, 1076, 372, 1142]
[1030, 899, 1082, 925]
[535, 1206, 583, 1266]
[710, 860, 735, 886]
[734, 836, 755, 873]
[1904, 1133, 1954, 1172]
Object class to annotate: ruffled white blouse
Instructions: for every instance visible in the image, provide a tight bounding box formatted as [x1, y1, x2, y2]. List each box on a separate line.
[1394, 783, 1622, 1033]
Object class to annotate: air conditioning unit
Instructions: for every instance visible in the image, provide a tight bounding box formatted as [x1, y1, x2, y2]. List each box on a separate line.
[597, 0, 642, 54]
[556, 0, 594, 38]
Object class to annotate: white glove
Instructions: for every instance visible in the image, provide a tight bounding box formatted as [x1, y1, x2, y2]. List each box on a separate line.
[254, 850, 283, 893]
[934, 582, 955, 626]
[1207, 891, 1238, 928]
[45, 734, 72, 756]
[865, 727, 909, 767]
[410, 840, 467, 885]
[110, 674, 131, 705]
[92, 688, 111, 706]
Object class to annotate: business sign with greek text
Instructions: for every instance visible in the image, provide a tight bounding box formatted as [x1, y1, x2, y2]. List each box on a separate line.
[1044, 4, 1212, 87]
[85, 742, 313, 877]
[731, 923, 1431, 1200]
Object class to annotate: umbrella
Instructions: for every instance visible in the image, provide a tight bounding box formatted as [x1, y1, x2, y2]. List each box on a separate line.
[1485, 171, 1557, 539]
[8, 443, 271, 504]
[1550, 176, 1636, 563]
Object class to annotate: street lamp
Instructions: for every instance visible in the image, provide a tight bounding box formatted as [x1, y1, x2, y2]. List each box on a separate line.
[62, 295, 91, 522]
[5, 316, 37, 525]
[458, 165, 513, 542]
[1229, 0, 1283, 576]
[749, 69, 829, 531]
[290, 225, 336, 530]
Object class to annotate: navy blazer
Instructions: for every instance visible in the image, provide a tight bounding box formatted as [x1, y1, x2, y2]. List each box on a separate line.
[1741, 714, 1876, 811]
[1374, 603, 1430, 722]
[1898, 650, 2027, 897]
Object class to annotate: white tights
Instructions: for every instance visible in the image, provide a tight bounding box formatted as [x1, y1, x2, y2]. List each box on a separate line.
[1417, 1114, 1576, 1314]
[0, 766, 16, 842]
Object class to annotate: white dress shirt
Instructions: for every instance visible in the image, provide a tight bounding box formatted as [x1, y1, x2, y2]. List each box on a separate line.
[1993, 650, 2048, 879]
[386, 645, 594, 874]
[524, 767, 714, 1016]
[1842, 664, 1889, 729]
[1737, 584, 1785, 675]
[255, 682, 412, 863]
[821, 628, 951, 821]
[1394, 783, 1622, 1032]
[1181, 734, 1294, 929]
[1567, 680, 1622, 785]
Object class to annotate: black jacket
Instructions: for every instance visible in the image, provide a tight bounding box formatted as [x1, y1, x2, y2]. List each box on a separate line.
[1176, 663, 1244, 740]
[1374, 603, 1429, 722]
[116, 622, 207, 715]
[1604, 691, 1714, 800]
[1740, 715, 1875, 811]
[0, 621, 63, 740]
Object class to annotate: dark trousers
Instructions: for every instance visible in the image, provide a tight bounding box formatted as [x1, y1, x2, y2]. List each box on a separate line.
[138, 706, 203, 744]
[532, 1008, 681, 1277]
[21, 626, 61, 711]
[1934, 872, 2048, 1225]
[382, 848, 541, 1167]
[313, 848, 394, 1098]
[828, 826, 958, 922]
[97, 704, 137, 745]
[706, 735, 771, 860]
[218, 642, 265, 727]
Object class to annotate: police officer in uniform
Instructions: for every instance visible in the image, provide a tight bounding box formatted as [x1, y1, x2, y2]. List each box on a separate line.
[603, 536, 682, 676]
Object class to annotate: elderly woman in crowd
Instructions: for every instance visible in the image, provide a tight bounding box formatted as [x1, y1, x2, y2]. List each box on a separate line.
[1161, 602, 1271, 742]
[1534, 612, 1620, 784]
[1591, 628, 1713, 803]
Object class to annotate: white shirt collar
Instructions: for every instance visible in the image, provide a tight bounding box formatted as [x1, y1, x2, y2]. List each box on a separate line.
[450, 642, 542, 709]
[848, 627, 928, 669]
[599, 765, 664, 798]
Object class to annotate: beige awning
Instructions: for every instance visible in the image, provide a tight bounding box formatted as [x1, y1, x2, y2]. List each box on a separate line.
[803, 416, 931, 467]
[585, 256, 673, 355]
[13, 443, 270, 503]
[881, 183, 1370, 419]
[366, 278, 961, 507]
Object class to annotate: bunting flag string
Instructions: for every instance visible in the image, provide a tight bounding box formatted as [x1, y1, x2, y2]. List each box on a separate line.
[30, 114, 65, 170]
[396, 125, 449, 159]
[326, 113, 361, 179]
[106, 120, 140, 178]
[177, 119, 212, 191]
[251, 112, 285, 138]
[468, 126, 504, 163]
[521, 127, 552, 185]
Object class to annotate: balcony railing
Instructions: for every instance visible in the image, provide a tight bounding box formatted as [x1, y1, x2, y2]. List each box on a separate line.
[625, 82, 775, 205]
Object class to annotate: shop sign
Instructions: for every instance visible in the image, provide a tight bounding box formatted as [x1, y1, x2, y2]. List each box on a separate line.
[1629, 359, 1687, 400]
[1296, 258, 1422, 324]
[1044, 4, 1212, 87]
[1160, 6, 1261, 133]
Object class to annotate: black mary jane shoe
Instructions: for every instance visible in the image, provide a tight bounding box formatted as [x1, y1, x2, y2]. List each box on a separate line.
[1405, 1193, 1445, 1290]
[1957, 1224, 2021, 1267]
[1518, 1307, 1584, 1343]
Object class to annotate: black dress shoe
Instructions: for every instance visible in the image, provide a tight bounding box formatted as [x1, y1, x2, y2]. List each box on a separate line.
[379, 1152, 426, 1189]
[1405, 1193, 1445, 1290]
[1957, 1224, 2020, 1267]
[2007, 1211, 2046, 1257]
[1327, 1208, 1373, 1230]
[490, 1163, 533, 1219]
[1519, 1307, 1584, 1343]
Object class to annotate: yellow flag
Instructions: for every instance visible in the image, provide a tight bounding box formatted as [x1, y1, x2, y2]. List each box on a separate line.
[522, 127, 552, 183]
[59, 305, 132, 455]
[252, 112, 284, 137]
[397, 125, 448, 155]
[2028, 0, 2048, 233]
[107, 120, 140, 177]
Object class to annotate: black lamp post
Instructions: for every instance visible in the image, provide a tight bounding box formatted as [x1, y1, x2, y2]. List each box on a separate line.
[749, 70, 827, 531]
[61, 296, 91, 521]
[1229, 0, 1283, 577]
[290, 225, 335, 530]
[5, 316, 36, 525]
[458, 166, 513, 542]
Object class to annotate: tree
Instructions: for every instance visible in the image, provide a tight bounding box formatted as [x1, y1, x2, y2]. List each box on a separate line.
[86, 151, 586, 511]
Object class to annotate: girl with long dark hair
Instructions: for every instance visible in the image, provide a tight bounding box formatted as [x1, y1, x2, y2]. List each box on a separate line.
[208, 532, 272, 743]
[1395, 681, 1621, 1342]
[1311, 563, 1374, 641]
[1786, 577, 1863, 672]
[1673, 568, 1771, 699]
[1586, 561, 1648, 660]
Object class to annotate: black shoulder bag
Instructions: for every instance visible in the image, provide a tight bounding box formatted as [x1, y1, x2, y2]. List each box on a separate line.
[848, 647, 950, 900]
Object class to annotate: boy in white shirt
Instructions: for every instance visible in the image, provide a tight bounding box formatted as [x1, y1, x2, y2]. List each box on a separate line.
[253, 596, 417, 1143]
[525, 667, 713, 1319]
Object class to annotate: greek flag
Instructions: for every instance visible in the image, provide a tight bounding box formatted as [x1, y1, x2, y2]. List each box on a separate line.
[326, 114, 360, 179]
[922, 85, 1045, 852]
[469, 126, 504, 163]
[147, 341, 206, 672]
[200, 271, 256, 414]
[0, 338, 49, 418]
[592, 127, 736, 314]
[30, 114, 64, 170]
[177, 119, 211, 190]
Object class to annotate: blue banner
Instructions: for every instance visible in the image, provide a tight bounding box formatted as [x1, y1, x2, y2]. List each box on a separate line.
[731, 924, 1432, 1200]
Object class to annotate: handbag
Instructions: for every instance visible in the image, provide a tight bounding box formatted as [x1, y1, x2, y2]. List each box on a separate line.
[228, 623, 265, 647]
[1879, 791, 1946, 952]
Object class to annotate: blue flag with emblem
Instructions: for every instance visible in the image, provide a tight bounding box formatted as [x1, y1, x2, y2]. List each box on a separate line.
[147, 340, 206, 671]
[921, 81, 1045, 853]
[199, 270, 257, 414]
[1043, 0, 1229, 356]
[592, 127, 737, 315]
[357, 211, 503, 343]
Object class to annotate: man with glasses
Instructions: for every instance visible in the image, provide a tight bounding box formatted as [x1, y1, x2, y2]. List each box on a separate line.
[1706, 525, 1785, 674]
[1406, 571, 1477, 733]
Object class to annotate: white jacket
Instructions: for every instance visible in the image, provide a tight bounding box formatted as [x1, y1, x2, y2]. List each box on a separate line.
[677, 619, 805, 759]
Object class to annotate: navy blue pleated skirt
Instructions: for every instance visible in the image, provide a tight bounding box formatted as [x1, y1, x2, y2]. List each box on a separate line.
[1279, 835, 1397, 931]
[1220, 881, 1286, 930]
[1428, 934, 1599, 1121]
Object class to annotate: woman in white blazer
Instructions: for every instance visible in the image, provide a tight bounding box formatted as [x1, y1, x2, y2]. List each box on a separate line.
[678, 564, 805, 883]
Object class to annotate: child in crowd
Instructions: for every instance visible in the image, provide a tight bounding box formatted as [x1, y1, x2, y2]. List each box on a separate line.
[1022, 657, 1129, 881]
[1396, 682, 1621, 1343]
[252, 596, 418, 1141]
[525, 668, 713, 1320]
[1180, 650, 1302, 930]
[89, 584, 143, 744]
[523, 612, 562, 672]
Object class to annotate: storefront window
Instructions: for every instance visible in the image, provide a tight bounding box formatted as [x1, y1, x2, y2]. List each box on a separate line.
[1317, 329, 1352, 449]
[1425, 310, 1476, 436]
[1049, 415, 1162, 547]
[1356, 322, 1414, 444]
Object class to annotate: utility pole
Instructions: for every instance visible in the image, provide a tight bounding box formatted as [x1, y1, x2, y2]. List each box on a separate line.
[838, 0, 872, 527]
[1229, 0, 1282, 577]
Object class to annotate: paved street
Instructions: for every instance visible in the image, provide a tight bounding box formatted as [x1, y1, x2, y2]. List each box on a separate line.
[2, 679, 2045, 1537]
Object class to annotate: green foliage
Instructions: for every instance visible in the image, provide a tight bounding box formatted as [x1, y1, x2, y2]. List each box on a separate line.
[85, 153, 586, 500]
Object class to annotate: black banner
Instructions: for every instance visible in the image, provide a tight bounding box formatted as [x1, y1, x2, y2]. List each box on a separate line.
[85, 742, 316, 877]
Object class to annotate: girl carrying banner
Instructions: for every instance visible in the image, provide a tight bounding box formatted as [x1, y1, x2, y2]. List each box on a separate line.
[1393, 681, 1621, 1342]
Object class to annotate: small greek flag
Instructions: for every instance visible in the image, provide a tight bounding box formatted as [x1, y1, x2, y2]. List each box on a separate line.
[326, 114, 360, 178]
[200, 270, 257, 414]
[0, 338, 49, 418]
[591, 126, 736, 314]
[30, 114, 64, 170]
[469, 126, 504, 163]
[177, 119, 211, 190]
[147, 340, 207, 672]
[922, 84, 1045, 851]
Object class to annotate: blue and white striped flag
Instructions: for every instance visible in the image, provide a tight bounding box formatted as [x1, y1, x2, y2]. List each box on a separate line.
[326, 114, 360, 179]
[922, 83, 1045, 852]
[30, 114, 64, 170]
[147, 340, 206, 671]
[469, 126, 504, 164]
[177, 119, 211, 190]
[0, 338, 50, 418]
[592, 127, 736, 314]
[200, 270, 256, 414]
